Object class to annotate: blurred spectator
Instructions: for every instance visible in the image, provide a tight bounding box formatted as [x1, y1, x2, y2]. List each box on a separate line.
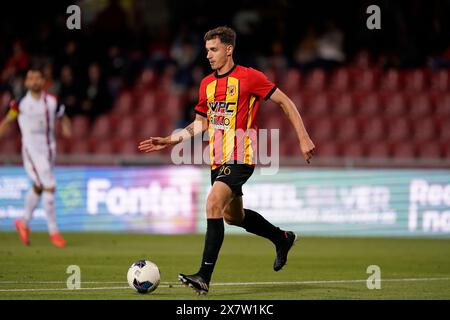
[428, 46, 450, 69]
[256, 40, 289, 82]
[57, 40, 82, 79]
[59, 65, 81, 118]
[42, 63, 60, 95]
[3, 40, 30, 74]
[170, 25, 201, 90]
[105, 45, 126, 98]
[81, 63, 112, 121]
[1, 66, 24, 99]
[178, 85, 198, 128]
[147, 27, 173, 72]
[293, 26, 319, 71]
[315, 21, 345, 69]
[92, 0, 129, 46]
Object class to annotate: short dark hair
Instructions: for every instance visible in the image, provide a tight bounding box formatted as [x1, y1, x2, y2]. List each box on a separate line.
[27, 65, 44, 76]
[204, 26, 236, 47]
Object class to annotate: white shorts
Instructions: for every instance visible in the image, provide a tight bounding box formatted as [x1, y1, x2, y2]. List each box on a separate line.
[22, 147, 56, 189]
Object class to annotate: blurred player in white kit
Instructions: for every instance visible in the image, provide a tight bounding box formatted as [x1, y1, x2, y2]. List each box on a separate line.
[0, 67, 72, 247]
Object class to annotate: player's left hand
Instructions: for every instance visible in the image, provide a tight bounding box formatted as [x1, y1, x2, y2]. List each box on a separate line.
[299, 136, 315, 164]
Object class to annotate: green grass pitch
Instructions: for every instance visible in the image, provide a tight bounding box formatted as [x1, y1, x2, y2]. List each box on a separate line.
[0, 232, 449, 300]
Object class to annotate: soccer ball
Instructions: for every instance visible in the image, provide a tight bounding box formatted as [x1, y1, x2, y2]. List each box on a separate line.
[127, 260, 160, 294]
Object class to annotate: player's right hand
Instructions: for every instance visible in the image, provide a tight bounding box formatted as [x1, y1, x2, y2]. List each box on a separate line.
[138, 136, 180, 153]
[299, 136, 315, 164]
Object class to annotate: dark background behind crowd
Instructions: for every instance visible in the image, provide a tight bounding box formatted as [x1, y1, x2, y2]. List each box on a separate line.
[0, 0, 449, 161]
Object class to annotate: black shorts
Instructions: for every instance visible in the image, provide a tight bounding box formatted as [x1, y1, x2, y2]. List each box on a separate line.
[211, 163, 255, 197]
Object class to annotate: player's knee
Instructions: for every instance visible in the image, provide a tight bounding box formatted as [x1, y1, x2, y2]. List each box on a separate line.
[206, 194, 225, 218]
[33, 184, 43, 194]
[223, 214, 243, 226]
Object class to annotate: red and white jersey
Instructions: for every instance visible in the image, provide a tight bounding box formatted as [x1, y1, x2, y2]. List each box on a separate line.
[10, 92, 65, 155]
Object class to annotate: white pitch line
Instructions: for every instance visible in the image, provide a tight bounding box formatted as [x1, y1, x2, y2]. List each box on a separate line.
[0, 287, 130, 292]
[0, 281, 127, 284]
[0, 277, 449, 292]
[212, 277, 450, 286]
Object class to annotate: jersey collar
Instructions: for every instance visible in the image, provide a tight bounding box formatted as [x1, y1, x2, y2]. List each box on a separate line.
[214, 64, 237, 78]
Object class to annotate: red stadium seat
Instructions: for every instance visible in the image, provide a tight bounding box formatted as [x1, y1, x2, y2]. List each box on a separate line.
[114, 116, 137, 140]
[165, 94, 184, 118]
[90, 114, 114, 140]
[387, 117, 411, 143]
[305, 69, 326, 91]
[335, 118, 359, 142]
[308, 93, 329, 117]
[409, 93, 433, 119]
[316, 142, 339, 157]
[138, 116, 161, 140]
[434, 93, 450, 117]
[442, 142, 450, 158]
[329, 68, 351, 91]
[265, 117, 283, 130]
[68, 140, 90, 154]
[353, 69, 378, 91]
[355, 92, 381, 117]
[280, 69, 302, 94]
[136, 92, 157, 116]
[391, 142, 416, 159]
[90, 139, 114, 155]
[416, 143, 443, 159]
[430, 69, 449, 91]
[404, 69, 428, 91]
[380, 69, 402, 91]
[0, 121, 19, 140]
[351, 50, 372, 69]
[0, 139, 20, 155]
[366, 141, 390, 158]
[341, 142, 365, 158]
[438, 118, 450, 141]
[294, 92, 311, 116]
[278, 137, 299, 156]
[115, 138, 139, 155]
[261, 100, 279, 115]
[56, 138, 70, 154]
[311, 118, 334, 143]
[412, 117, 437, 142]
[112, 91, 134, 116]
[157, 114, 173, 134]
[332, 93, 354, 117]
[361, 117, 385, 143]
[70, 115, 89, 140]
[383, 92, 407, 117]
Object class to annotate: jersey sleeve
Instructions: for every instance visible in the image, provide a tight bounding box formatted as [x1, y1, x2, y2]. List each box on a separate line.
[248, 68, 277, 100]
[194, 80, 207, 118]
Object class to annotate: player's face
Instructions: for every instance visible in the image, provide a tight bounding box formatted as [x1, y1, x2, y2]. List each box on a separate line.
[205, 38, 233, 70]
[24, 71, 44, 92]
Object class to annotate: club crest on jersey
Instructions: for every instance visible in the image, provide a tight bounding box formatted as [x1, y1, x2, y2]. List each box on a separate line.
[227, 85, 236, 96]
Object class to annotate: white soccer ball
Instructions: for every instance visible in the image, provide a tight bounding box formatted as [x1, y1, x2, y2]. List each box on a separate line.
[127, 260, 160, 294]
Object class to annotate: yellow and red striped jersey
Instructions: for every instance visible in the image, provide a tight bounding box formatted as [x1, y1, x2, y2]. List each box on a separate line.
[195, 64, 276, 169]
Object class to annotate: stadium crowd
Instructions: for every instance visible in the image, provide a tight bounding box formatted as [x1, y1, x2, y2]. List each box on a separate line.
[0, 0, 449, 159]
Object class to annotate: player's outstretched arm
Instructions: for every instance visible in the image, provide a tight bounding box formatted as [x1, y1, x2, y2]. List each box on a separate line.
[138, 113, 208, 153]
[269, 88, 315, 163]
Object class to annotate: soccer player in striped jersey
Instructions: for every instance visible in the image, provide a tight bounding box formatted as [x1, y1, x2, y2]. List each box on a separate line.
[139, 26, 315, 294]
[0, 67, 72, 247]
